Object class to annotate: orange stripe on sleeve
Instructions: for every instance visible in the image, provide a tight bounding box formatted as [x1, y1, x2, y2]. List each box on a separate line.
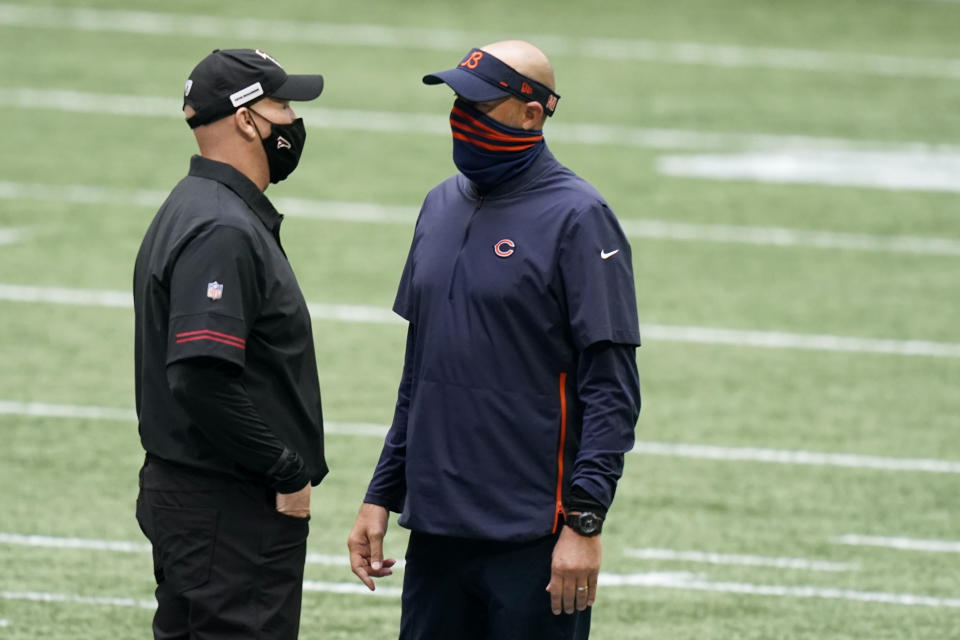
[552, 372, 568, 533]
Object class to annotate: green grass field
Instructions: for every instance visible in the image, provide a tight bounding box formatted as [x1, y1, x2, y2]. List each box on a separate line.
[1, 1, 959, 638]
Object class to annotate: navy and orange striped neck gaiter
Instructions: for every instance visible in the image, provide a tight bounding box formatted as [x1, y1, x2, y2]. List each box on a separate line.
[450, 99, 546, 193]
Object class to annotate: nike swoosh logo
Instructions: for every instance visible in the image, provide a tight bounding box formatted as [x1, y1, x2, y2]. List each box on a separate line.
[600, 249, 620, 260]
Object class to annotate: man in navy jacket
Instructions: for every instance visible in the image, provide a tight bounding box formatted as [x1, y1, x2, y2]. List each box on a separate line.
[348, 40, 642, 640]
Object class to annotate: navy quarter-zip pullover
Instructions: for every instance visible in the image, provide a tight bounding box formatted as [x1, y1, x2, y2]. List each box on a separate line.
[366, 148, 641, 541]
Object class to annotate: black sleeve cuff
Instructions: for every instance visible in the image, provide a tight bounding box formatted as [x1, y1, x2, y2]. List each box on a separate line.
[267, 447, 310, 493]
[565, 485, 608, 518]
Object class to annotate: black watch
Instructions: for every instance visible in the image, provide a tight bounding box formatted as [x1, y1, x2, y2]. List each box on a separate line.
[565, 511, 604, 537]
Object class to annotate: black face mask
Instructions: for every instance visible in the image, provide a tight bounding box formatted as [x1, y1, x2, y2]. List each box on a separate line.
[249, 108, 307, 183]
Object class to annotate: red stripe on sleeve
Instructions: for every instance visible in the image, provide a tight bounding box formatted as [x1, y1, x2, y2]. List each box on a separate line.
[175, 335, 246, 349]
[175, 329, 246, 349]
[175, 329, 246, 346]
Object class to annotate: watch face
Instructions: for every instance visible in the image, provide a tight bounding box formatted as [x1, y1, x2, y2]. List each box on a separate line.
[566, 512, 603, 535]
[577, 513, 601, 534]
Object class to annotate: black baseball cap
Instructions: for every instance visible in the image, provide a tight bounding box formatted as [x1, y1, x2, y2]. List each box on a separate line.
[183, 48, 324, 129]
[423, 48, 560, 116]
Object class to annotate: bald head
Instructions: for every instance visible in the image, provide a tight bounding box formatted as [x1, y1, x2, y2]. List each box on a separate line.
[480, 40, 556, 92]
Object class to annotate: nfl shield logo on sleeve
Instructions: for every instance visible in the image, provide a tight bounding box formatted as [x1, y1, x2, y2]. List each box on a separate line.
[207, 281, 223, 300]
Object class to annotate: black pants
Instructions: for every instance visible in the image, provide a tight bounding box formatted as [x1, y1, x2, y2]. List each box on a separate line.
[135, 457, 309, 640]
[400, 531, 591, 640]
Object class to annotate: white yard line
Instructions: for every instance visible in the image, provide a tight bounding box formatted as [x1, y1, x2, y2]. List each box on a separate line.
[4, 180, 959, 256]
[303, 580, 402, 597]
[618, 220, 960, 257]
[305, 302, 403, 326]
[0, 400, 133, 421]
[607, 575, 960, 608]
[3, 401, 960, 475]
[0, 589, 156, 610]
[4, 88, 960, 155]
[0, 284, 406, 324]
[325, 421, 392, 438]
[305, 553, 350, 567]
[275, 196, 418, 224]
[0, 181, 170, 207]
[641, 325, 960, 358]
[599, 571, 703, 587]
[0, 283, 133, 308]
[0, 532, 401, 568]
[312, 553, 413, 570]
[631, 441, 960, 474]
[0, 400, 387, 436]
[833, 535, 960, 554]
[0, 585, 394, 606]
[624, 548, 858, 572]
[0, 533, 149, 553]
[0, 228, 20, 246]
[658, 150, 960, 193]
[2, 4, 960, 80]
[2, 283, 958, 357]
[3, 578, 959, 608]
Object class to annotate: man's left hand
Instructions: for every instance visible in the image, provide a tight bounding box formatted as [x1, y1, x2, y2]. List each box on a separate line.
[545, 523, 601, 615]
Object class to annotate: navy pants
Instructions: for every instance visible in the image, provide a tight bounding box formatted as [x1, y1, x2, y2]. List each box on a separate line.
[136, 457, 309, 639]
[400, 531, 591, 640]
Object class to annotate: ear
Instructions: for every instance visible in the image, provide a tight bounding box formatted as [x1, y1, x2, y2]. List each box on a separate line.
[521, 101, 545, 130]
[234, 107, 260, 141]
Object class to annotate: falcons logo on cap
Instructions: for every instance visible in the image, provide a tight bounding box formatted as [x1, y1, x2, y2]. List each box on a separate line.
[255, 49, 283, 68]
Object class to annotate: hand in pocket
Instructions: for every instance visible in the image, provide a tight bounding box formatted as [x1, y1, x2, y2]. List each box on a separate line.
[276, 482, 311, 518]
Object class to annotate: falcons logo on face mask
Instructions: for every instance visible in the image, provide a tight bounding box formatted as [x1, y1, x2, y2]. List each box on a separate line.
[277, 136, 292, 150]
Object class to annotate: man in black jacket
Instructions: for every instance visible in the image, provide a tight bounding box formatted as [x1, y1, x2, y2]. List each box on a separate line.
[133, 48, 327, 639]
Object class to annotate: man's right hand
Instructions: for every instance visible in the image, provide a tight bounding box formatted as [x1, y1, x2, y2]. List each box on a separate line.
[276, 482, 311, 518]
[347, 502, 397, 590]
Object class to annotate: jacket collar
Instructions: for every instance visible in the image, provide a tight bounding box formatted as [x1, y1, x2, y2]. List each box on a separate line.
[188, 155, 283, 233]
[458, 145, 559, 201]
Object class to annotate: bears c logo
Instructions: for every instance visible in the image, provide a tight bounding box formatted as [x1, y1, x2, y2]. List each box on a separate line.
[494, 238, 515, 258]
